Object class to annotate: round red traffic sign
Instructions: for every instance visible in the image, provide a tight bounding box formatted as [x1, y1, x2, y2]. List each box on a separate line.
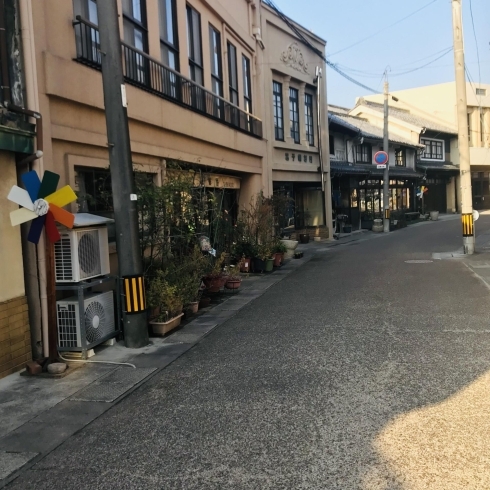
[374, 151, 389, 165]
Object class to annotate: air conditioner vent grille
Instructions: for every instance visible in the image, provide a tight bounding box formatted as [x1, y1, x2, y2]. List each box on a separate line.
[77, 230, 102, 279]
[57, 303, 78, 347]
[55, 236, 73, 282]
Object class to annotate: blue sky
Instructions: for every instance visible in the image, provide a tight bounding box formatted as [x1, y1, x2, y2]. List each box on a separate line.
[273, 0, 490, 108]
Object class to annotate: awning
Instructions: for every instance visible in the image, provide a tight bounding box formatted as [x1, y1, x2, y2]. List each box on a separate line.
[417, 161, 459, 174]
[330, 161, 422, 179]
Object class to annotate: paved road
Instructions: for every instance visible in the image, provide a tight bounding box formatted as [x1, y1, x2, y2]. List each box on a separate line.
[8, 217, 490, 489]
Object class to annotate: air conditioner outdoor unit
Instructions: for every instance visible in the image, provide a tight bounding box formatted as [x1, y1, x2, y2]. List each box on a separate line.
[54, 226, 110, 283]
[56, 291, 115, 349]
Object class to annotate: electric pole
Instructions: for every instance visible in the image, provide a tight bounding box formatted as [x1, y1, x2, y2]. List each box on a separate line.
[383, 79, 390, 233]
[96, 0, 149, 347]
[452, 0, 475, 254]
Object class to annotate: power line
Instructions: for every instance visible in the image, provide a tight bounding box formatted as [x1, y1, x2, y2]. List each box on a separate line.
[468, 0, 482, 94]
[390, 47, 453, 77]
[263, 0, 379, 93]
[328, 0, 440, 57]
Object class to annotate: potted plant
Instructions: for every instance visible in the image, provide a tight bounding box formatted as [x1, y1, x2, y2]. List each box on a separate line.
[430, 210, 439, 221]
[273, 241, 287, 267]
[254, 244, 271, 273]
[225, 274, 242, 290]
[147, 272, 184, 335]
[233, 241, 256, 273]
[203, 253, 226, 292]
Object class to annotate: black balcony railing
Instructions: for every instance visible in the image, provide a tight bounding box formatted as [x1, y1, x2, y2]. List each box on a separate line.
[73, 17, 262, 139]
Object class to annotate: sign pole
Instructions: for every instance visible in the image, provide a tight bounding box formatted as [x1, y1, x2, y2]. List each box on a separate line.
[383, 79, 390, 233]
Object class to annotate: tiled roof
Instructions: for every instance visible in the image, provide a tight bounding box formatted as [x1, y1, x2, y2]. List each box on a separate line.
[358, 100, 457, 135]
[328, 104, 351, 115]
[329, 113, 424, 149]
[417, 160, 459, 173]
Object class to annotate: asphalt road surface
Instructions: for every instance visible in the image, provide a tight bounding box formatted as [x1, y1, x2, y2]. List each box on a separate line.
[8, 217, 490, 489]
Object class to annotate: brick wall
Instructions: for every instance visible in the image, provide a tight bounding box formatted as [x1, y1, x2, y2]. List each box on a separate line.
[0, 296, 31, 379]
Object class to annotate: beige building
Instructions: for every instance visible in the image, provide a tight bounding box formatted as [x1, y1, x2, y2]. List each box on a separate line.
[260, 3, 332, 236]
[362, 82, 490, 210]
[0, 0, 36, 378]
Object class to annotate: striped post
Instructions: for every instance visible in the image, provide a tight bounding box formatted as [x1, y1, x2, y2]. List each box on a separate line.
[123, 275, 146, 314]
[462, 213, 474, 238]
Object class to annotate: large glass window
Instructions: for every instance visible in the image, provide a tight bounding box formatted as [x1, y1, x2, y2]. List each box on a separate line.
[242, 55, 252, 114]
[305, 93, 314, 146]
[273, 81, 284, 141]
[209, 26, 223, 97]
[227, 42, 238, 106]
[289, 87, 299, 144]
[122, 0, 148, 84]
[421, 138, 443, 160]
[355, 143, 371, 163]
[159, 0, 178, 70]
[186, 5, 203, 85]
[73, 0, 100, 64]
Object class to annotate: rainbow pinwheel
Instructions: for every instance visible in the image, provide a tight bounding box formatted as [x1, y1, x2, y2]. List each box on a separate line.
[7, 170, 77, 244]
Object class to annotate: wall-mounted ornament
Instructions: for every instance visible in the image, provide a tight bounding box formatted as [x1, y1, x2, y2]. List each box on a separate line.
[280, 42, 309, 74]
[7, 170, 77, 244]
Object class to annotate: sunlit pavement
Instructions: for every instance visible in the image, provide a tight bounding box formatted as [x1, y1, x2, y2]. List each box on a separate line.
[6, 216, 490, 489]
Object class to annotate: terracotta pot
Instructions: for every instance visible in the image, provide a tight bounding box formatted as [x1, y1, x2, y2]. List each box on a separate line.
[199, 297, 211, 309]
[239, 257, 251, 273]
[273, 253, 282, 267]
[203, 275, 222, 293]
[150, 313, 184, 336]
[225, 279, 241, 290]
[187, 301, 199, 314]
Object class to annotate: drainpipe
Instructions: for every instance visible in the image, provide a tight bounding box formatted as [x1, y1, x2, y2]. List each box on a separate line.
[18, 0, 49, 358]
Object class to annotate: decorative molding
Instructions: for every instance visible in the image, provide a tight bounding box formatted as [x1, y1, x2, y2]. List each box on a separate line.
[280, 43, 309, 74]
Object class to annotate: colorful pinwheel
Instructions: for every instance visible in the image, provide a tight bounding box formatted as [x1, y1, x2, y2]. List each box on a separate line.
[7, 170, 77, 244]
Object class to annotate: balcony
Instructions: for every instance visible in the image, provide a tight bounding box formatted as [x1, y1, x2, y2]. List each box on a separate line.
[73, 17, 263, 139]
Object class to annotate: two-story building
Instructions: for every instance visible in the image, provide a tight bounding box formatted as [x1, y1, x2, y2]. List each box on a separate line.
[362, 82, 490, 210]
[329, 107, 423, 229]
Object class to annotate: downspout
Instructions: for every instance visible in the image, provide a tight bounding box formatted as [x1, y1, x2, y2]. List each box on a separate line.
[18, 0, 49, 358]
[0, 0, 11, 103]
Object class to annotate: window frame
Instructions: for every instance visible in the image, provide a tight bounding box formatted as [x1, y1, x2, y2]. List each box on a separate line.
[208, 24, 223, 97]
[242, 54, 252, 114]
[355, 143, 372, 163]
[395, 148, 406, 167]
[305, 93, 314, 146]
[476, 88, 487, 96]
[289, 87, 300, 144]
[122, 0, 148, 52]
[227, 41, 239, 107]
[420, 137, 444, 161]
[186, 4, 203, 85]
[273, 81, 284, 141]
[158, 0, 179, 71]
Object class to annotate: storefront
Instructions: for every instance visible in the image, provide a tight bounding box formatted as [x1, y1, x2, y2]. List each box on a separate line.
[330, 162, 421, 229]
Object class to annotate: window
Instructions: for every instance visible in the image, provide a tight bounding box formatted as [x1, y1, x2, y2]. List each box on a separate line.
[289, 87, 300, 144]
[242, 55, 252, 114]
[158, 0, 179, 71]
[227, 42, 238, 106]
[209, 26, 223, 97]
[122, 0, 148, 84]
[305, 93, 314, 146]
[468, 113, 472, 143]
[73, 0, 100, 64]
[329, 134, 334, 155]
[273, 81, 284, 141]
[421, 138, 444, 160]
[395, 148, 406, 166]
[476, 88, 487, 96]
[355, 144, 372, 163]
[186, 5, 203, 85]
[74, 0, 98, 23]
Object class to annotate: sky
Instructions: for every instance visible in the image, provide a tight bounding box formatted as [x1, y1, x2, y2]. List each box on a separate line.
[273, 0, 490, 108]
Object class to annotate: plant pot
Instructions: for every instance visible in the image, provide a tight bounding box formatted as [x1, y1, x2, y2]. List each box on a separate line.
[430, 211, 439, 221]
[225, 279, 241, 290]
[199, 297, 211, 309]
[343, 225, 352, 234]
[187, 301, 199, 314]
[299, 233, 310, 244]
[280, 239, 298, 259]
[265, 258, 274, 272]
[240, 257, 251, 273]
[150, 313, 184, 336]
[203, 275, 222, 293]
[273, 253, 282, 267]
[253, 257, 266, 273]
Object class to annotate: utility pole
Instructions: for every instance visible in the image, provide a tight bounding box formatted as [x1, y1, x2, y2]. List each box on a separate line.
[452, 0, 475, 254]
[96, 0, 149, 347]
[383, 79, 390, 233]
